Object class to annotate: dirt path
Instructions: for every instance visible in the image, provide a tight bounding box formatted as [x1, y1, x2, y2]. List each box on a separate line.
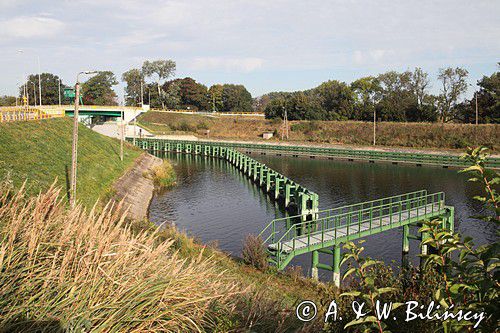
[112, 153, 162, 221]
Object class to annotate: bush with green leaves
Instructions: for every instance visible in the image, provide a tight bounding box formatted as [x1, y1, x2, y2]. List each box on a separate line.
[332, 146, 498, 332]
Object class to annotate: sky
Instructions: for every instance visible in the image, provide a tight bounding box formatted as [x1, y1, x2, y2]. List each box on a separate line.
[0, 0, 499, 100]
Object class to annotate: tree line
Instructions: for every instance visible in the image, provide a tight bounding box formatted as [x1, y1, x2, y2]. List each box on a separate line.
[122, 60, 253, 112]
[3, 60, 498, 123]
[259, 66, 499, 124]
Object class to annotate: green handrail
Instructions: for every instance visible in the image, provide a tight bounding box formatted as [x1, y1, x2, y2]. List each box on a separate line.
[260, 190, 428, 244]
[272, 192, 444, 256]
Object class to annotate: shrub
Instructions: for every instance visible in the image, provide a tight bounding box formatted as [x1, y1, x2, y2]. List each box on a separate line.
[197, 121, 209, 130]
[150, 160, 176, 189]
[242, 234, 268, 271]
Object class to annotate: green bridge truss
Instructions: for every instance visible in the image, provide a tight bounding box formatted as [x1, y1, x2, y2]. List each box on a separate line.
[129, 137, 456, 286]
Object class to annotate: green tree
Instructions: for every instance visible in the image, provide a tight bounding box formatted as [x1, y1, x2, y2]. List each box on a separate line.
[173, 77, 209, 111]
[122, 69, 144, 106]
[456, 68, 499, 124]
[81, 71, 118, 105]
[209, 84, 224, 112]
[163, 80, 181, 109]
[476, 68, 500, 123]
[311, 80, 355, 120]
[376, 70, 414, 121]
[221, 84, 253, 112]
[0, 95, 16, 106]
[19, 73, 67, 105]
[142, 60, 176, 109]
[351, 76, 382, 121]
[437, 67, 469, 123]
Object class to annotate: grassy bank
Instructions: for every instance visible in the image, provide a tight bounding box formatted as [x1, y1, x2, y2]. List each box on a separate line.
[139, 111, 500, 152]
[0, 181, 327, 332]
[0, 118, 141, 207]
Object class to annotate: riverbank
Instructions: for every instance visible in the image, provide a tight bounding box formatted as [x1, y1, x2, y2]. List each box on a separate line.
[138, 111, 499, 152]
[112, 153, 163, 220]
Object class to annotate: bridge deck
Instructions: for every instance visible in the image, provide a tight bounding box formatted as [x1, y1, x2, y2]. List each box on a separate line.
[269, 202, 440, 253]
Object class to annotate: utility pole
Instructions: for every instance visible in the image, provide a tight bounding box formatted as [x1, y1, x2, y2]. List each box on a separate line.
[17, 50, 27, 109]
[120, 100, 124, 162]
[140, 78, 144, 107]
[70, 71, 98, 207]
[475, 91, 478, 126]
[133, 108, 137, 146]
[281, 106, 289, 140]
[373, 108, 376, 145]
[31, 82, 37, 106]
[58, 78, 61, 106]
[70, 78, 81, 207]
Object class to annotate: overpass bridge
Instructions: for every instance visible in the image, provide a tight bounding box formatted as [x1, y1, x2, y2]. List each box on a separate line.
[64, 106, 145, 123]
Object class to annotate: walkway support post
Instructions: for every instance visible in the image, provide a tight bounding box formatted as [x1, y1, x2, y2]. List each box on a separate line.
[420, 230, 429, 269]
[402, 224, 410, 267]
[333, 244, 341, 288]
[311, 250, 319, 280]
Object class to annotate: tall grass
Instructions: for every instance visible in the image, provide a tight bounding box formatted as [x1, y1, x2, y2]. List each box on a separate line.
[149, 160, 176, 189]
[0, 182, 239, 332]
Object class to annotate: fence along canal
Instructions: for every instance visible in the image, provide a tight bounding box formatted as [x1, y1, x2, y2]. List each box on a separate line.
[128, 137, 319, 221]
[126, 137, 500, 169]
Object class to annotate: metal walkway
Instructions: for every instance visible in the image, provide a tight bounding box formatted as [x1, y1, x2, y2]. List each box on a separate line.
[260, 190, 454, 286]
[126, 137, 500, 169]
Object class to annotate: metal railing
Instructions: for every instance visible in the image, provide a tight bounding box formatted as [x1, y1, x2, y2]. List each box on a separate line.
[0, 108, 63, 123]
[270, 192, 446, 267]
[260, 190, 428, 244]
[127, 137, 500, 169]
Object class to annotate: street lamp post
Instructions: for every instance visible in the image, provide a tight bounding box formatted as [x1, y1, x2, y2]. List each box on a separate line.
[37, 56, 42, 107]
[70, 71, 99, 207]
[17, 50, 42, 107]
[58, 78, 62, 106]
[17, 50, 27, 107]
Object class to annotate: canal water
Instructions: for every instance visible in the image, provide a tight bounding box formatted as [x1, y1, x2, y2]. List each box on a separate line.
[148, 152, 494, 280]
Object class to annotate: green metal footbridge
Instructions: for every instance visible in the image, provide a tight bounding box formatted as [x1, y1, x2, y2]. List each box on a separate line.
[259, 190, 454, 286]
[129, 137, 455, 286]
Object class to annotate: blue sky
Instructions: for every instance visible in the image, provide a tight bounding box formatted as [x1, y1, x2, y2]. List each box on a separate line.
[0, 0, 499, 100]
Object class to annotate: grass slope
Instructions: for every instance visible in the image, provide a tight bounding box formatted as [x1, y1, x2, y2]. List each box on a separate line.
[0, 117, 141, 207]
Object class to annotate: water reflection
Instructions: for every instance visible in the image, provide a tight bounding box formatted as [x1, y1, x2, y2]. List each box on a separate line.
[149, 153, 494, 280]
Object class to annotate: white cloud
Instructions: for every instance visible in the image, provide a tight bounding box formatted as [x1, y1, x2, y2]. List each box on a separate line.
[190, 57, 264, 72]
[0, 16, 64, 41]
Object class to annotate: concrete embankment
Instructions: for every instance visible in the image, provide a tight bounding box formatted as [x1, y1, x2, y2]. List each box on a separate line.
[112, 153, 163, 220]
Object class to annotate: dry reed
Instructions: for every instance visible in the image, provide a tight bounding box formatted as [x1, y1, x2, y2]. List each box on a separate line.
[0, 181, 239, 332]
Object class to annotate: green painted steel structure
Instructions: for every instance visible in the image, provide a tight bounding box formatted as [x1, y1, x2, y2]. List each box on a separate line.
[129, 137, 457, 286]
[65, 109, 123, 117]
[128, 137, 319, 218]
[126, 137, 500, 169]
[259, 190, 454, 286]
